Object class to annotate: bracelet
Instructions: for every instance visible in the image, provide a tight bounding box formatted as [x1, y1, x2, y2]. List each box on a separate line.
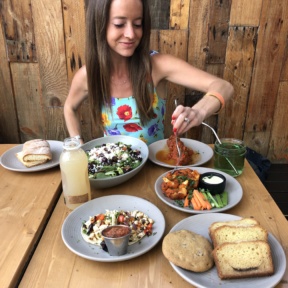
[204, 92, 225, 114]
[74, 135, 83, 141]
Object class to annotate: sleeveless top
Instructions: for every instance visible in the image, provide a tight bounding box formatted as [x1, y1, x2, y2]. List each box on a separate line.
[102, 90, 165, 145]
[101, 51, 166, 145]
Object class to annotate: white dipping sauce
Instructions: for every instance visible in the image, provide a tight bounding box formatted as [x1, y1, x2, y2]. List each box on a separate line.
[203, 175, 223, 184]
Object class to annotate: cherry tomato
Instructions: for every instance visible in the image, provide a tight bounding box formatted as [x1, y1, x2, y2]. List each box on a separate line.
[117, 214, 125, 223]
[144, 223, 153, 235]
[96, 214, 105, 221]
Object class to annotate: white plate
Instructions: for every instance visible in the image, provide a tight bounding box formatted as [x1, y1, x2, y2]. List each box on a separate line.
[148, 139, 213, 168]
[155, 167, 243, 214]
[0, 140, 63, 172]
[168, 213, 286, 288]
[61, 195, 165, 262]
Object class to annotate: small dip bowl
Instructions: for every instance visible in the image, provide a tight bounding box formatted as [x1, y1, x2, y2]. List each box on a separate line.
[101, 225, 131, 256]
[198, 172, 226, 195]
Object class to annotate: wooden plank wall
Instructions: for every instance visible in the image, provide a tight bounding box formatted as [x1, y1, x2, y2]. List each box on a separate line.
[0, 0, 287, 163]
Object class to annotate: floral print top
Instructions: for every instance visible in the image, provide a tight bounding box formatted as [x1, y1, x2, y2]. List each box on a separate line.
[102, 90, 166, 145]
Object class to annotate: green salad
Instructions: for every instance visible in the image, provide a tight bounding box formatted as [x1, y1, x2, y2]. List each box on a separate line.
[86, 142, 143, 179]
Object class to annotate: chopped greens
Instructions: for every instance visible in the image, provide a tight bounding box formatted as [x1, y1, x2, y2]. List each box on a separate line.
[86, 142, 143, 179]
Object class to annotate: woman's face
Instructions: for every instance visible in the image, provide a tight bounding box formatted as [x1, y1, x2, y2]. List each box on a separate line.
[106, 0, 143, 58]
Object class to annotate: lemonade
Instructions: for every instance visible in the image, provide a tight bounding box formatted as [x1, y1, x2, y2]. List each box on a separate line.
[60, 137, 91, 210]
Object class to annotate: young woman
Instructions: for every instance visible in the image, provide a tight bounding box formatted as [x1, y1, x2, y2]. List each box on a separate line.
[64, 0, 234, 145]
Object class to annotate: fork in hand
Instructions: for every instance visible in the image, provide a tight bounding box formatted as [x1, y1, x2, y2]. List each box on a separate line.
[172, 99, 182, 173]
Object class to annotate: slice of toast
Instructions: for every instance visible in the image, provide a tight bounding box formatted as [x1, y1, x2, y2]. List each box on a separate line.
[209, 218, 259, 236]
[213, 240, 274, 279]
[210, 224, 268, 248]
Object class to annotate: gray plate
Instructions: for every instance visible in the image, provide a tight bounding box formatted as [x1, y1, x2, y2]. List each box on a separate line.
[168, 213, 286, 288]
[0, 140, 63, 172]
[61, 195, 165, 262]
[148, 139, 213, 168]
[155, 167, 243, 214]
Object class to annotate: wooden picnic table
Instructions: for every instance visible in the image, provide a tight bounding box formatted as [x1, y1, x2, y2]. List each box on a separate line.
[1, 144, 287, 287]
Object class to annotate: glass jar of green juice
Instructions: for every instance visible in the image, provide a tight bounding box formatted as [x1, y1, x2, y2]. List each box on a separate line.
[214, 138, 246, 177]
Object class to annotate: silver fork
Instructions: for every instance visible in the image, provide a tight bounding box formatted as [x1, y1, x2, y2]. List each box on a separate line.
[172, 99, 182, 173]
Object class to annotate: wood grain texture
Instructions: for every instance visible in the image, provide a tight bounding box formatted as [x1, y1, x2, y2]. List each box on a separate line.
[62, 0, 85, 84]
[187, 0, 210, 69]
[32, 0, 69, 140]
[0, 145, 62, 288]
[0, 0, 37, 62]
[267, 81, 288, 162]
[207, 0, 231, 64]
[244, 0, 288, 156]
[218, 26, 257, 139]
[0, 0, 288, 162]
[62, 0, 93, 141]
[159, 29, 188, 138]
[0, 20, 19, 143]
[170, 0, 190, 29]
[19, 157, 288, 288]
[11, 62, 46, 141]
[230, 0, 263, 26]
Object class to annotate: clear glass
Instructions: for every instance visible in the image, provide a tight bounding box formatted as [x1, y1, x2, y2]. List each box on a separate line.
[60, 137, 91, 210]
[214, 138, 246, 177]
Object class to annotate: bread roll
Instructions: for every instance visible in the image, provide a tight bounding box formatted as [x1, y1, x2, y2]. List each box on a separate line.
[16, 139, 52, 167]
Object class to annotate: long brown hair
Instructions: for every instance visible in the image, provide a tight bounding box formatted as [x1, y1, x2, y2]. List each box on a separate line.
[85, 0, 154, 131]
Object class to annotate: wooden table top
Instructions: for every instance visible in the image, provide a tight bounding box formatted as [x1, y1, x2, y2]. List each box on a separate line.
[0, 144, 62, 288]
[18, 146, 288, 288]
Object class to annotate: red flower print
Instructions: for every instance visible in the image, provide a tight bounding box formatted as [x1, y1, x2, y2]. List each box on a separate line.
[117, 105, 132, 121]
[123, 123, 143, 132]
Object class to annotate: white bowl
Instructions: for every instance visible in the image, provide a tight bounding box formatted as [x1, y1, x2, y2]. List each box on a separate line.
[81, 135, 149, 189]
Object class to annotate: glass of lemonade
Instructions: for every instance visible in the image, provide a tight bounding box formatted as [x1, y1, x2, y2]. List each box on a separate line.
[60, 137, 91, 210]
[214, 138, 246, 177]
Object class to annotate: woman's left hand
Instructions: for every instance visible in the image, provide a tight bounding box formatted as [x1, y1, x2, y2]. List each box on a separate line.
[171, 104, 205, 135]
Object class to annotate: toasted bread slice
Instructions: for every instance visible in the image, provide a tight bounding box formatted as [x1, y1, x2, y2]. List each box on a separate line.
[209, 218, 259, 236]
[210, 224, 268, 247]
[213, 240, 274, 279]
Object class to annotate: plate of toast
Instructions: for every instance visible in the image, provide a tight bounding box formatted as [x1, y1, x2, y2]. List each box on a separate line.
[163, 213, 286, 288]
[0, 140, 63, 172]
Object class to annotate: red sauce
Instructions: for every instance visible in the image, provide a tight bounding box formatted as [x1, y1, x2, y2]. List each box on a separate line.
[102, 226, 130, 238]
[156, 147, 200, 166]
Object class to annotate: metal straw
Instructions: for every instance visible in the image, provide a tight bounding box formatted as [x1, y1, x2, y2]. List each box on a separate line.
[202, 122, 239, 176]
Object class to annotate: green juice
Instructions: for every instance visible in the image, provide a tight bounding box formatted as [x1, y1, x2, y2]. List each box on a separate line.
[214, 139, 246, 177]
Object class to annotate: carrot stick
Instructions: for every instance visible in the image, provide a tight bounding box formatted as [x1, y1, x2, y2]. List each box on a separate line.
[194, 190, 212, 210]
[191, 197, 200, 210]
[184, 195, 189, 207]
[193, 194, 202, 209]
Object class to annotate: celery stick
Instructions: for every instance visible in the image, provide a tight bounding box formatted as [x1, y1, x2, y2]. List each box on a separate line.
[221, 191, 228, 206]
[215, 194, 224, 208]
[206, 191, 220, 208]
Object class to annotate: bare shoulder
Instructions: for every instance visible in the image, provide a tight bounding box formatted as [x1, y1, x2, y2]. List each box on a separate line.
[69, 65, 88, 95]
[72, 66, 88, 87]
[150, 53, 182, 85]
